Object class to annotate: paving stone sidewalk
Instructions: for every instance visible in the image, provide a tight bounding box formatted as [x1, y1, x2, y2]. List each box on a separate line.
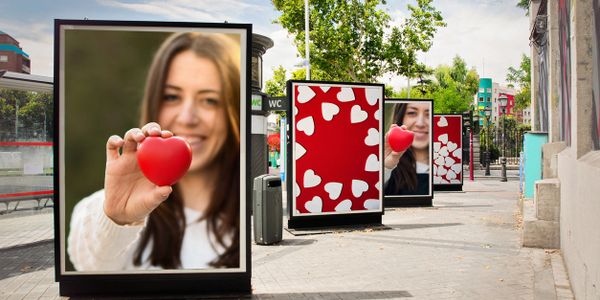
[0, 181, 573, 299]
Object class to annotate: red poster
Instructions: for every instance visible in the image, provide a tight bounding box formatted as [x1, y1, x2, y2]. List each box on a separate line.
[292, 83, 383, 216]
[433, 115, 463, 184]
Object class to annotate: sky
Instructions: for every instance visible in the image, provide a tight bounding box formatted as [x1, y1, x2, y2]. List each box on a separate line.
[0, 0, 530, 91]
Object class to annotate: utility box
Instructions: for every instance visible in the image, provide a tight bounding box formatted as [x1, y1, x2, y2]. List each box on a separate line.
[253, 174, 282, 245]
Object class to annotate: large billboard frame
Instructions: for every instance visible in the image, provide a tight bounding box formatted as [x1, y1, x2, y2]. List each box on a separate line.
[53, 19, 252, 296]
[286, 80, 384, 229]
[383, 98, 434, 207]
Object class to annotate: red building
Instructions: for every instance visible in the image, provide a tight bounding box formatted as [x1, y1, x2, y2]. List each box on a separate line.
[0, 31, 31, 74]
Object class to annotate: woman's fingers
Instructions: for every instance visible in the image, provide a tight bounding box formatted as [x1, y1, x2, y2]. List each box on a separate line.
[161, 130, 173, 138]
[141, 122, 162, 137]
[145, 185, 173, 211]
[106, 135, 124, 161]
[123, 128, 144, 154]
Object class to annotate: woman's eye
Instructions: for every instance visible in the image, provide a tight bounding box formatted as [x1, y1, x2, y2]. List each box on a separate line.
[407, 111, 417, 116]
[163, 94, 179, 102]
[200, 98, 221, 107]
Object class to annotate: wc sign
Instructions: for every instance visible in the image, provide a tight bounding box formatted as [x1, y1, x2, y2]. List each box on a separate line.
[263, 96, 287, 111]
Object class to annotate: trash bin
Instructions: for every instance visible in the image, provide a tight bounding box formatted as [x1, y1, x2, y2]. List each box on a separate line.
[253, 174, 283, 245]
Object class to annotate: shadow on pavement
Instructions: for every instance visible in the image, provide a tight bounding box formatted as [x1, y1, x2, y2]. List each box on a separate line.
[0, 239, 54, 281]
[252, 290, 413, 299]
[387, 222, 463, 230]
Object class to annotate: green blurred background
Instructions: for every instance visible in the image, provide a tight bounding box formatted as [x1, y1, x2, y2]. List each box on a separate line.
[64, 29, 169, 271]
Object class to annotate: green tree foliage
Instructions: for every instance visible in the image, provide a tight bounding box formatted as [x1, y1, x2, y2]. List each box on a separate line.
[265, 66, 288, 97]
[0, 89, 53, 141]
[430, 56, 479, 113]
[271, 0, 445, 83]
[506, 54, 531, 111]
[516, 0, 529, 15]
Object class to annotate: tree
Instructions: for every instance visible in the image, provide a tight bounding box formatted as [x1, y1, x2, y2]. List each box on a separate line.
[506, 54, 531, 111]
[265, 66, 288, 97]
[427, 56, 479, 114]
[272, 0, 445, 83]
[516, 0, 529, 15]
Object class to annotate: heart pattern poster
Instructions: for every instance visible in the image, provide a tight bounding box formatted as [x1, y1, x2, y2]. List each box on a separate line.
[292, 82, 383, 216]
[433, 115, 463, 185]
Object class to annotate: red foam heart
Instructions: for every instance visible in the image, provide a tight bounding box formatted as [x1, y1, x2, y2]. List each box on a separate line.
[136, 136, 192, 186]
[387, 127, 415, 152]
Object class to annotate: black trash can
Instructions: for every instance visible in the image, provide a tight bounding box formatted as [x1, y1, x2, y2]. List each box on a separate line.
[252, 174, 283, 245]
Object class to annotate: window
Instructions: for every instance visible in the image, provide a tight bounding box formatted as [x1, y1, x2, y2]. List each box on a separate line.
[0, 55, 7, 62]
[487, 88, 492, 93]
[487, 97, 491, 102]
[479, 88, 484, 93]
[479, 97, 484, 102]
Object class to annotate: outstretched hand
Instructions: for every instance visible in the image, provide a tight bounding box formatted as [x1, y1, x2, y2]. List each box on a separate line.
[383, 124, 408, 170]
[103, 122, 174, 225]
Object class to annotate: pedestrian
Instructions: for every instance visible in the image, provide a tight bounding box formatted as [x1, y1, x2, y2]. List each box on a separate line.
[383, 102, 431, 196]
[67, 32, 241, 271]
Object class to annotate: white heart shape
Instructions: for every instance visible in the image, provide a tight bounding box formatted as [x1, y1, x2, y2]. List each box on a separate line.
[335, 199, 353, 212]
[438, 166, 448, 176]
[337, 87, 355, 102]
[363, 199, 380, 210]
[446, 169, 457, 180]
[296, 143, 307, 160]
[445, 157, 456, 167]
[364, 128, 379, 146]
[374, 109, 381, 121]
[439, 178, 449, 184]
[434, 176, 442, 184]
[451, 163, 462, 174]
[433, 164, 438, 176]
[438, 134, 448, 144]
[303, 169, 322, 188]
[375, 181, 381, 191]
[433, 142, 441, 152]
[320, 86, 331, 93]
[322, 102, 340, 121]
[450, 179, 461, 184]
[324, 182, 343, 200]
[297, 116, 315, 136]
[351, 105, 368, 124]
[435, 156, 445, 166]
[294, 181, 300, 197]
[297, 85, 316, 103]
[365, 154, 379, 172]
[352, 179, 369, 198]
[439, 146, 449, 157]
[433, 152, 439, 160]
[365, 88, 380, 106]
[294, 105, 298, 116]
[453, 149, 462, 159]
[437, 116, 448, 127]
[447, 141, 458, 152]
[305, 196, 323, 213]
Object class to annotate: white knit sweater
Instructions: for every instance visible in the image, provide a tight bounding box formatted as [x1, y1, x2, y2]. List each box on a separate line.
[67, 189, 223, 271]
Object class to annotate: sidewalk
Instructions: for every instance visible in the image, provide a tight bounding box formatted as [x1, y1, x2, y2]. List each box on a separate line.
[0, 181, 572, 299]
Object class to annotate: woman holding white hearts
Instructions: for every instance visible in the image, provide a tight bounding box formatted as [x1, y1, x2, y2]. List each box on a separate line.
[68, 33, 240, 270]
[383, 102, 431, 196]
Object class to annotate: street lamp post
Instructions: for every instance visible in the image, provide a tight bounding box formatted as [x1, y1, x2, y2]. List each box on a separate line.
[484, 107, 492, 176]
[471, 114, 479, 181]
[499, 96, 508, 182]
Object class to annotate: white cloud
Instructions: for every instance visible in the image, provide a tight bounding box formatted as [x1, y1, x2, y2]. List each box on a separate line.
[261, 27, 302, 87]
[97, 0, 265, 22]
[0, 20, 54, 76]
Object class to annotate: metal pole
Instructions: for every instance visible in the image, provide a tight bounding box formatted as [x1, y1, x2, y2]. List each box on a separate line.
[485, 116, 490, 176]
[501, 109, 507, 182]
[469, 129, 474, 181]
[15, 100, 18, 140]
[305, 0, 310, 80]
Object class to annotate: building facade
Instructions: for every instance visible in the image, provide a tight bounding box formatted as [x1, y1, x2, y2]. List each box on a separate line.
[527, 0, 600, 298]
[0, 31, 30, 74]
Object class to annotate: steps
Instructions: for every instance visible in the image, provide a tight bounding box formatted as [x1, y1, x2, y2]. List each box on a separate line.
[523, 178, 560, 249]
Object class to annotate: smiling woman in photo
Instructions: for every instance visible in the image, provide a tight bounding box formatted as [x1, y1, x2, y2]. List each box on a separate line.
[383, 102, 431, 196]
[67, 32, 240, 271]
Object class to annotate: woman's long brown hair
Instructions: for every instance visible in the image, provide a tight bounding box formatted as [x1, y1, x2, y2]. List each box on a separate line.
[384, 103, 418, 194]
[133, 32, 240, 269]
